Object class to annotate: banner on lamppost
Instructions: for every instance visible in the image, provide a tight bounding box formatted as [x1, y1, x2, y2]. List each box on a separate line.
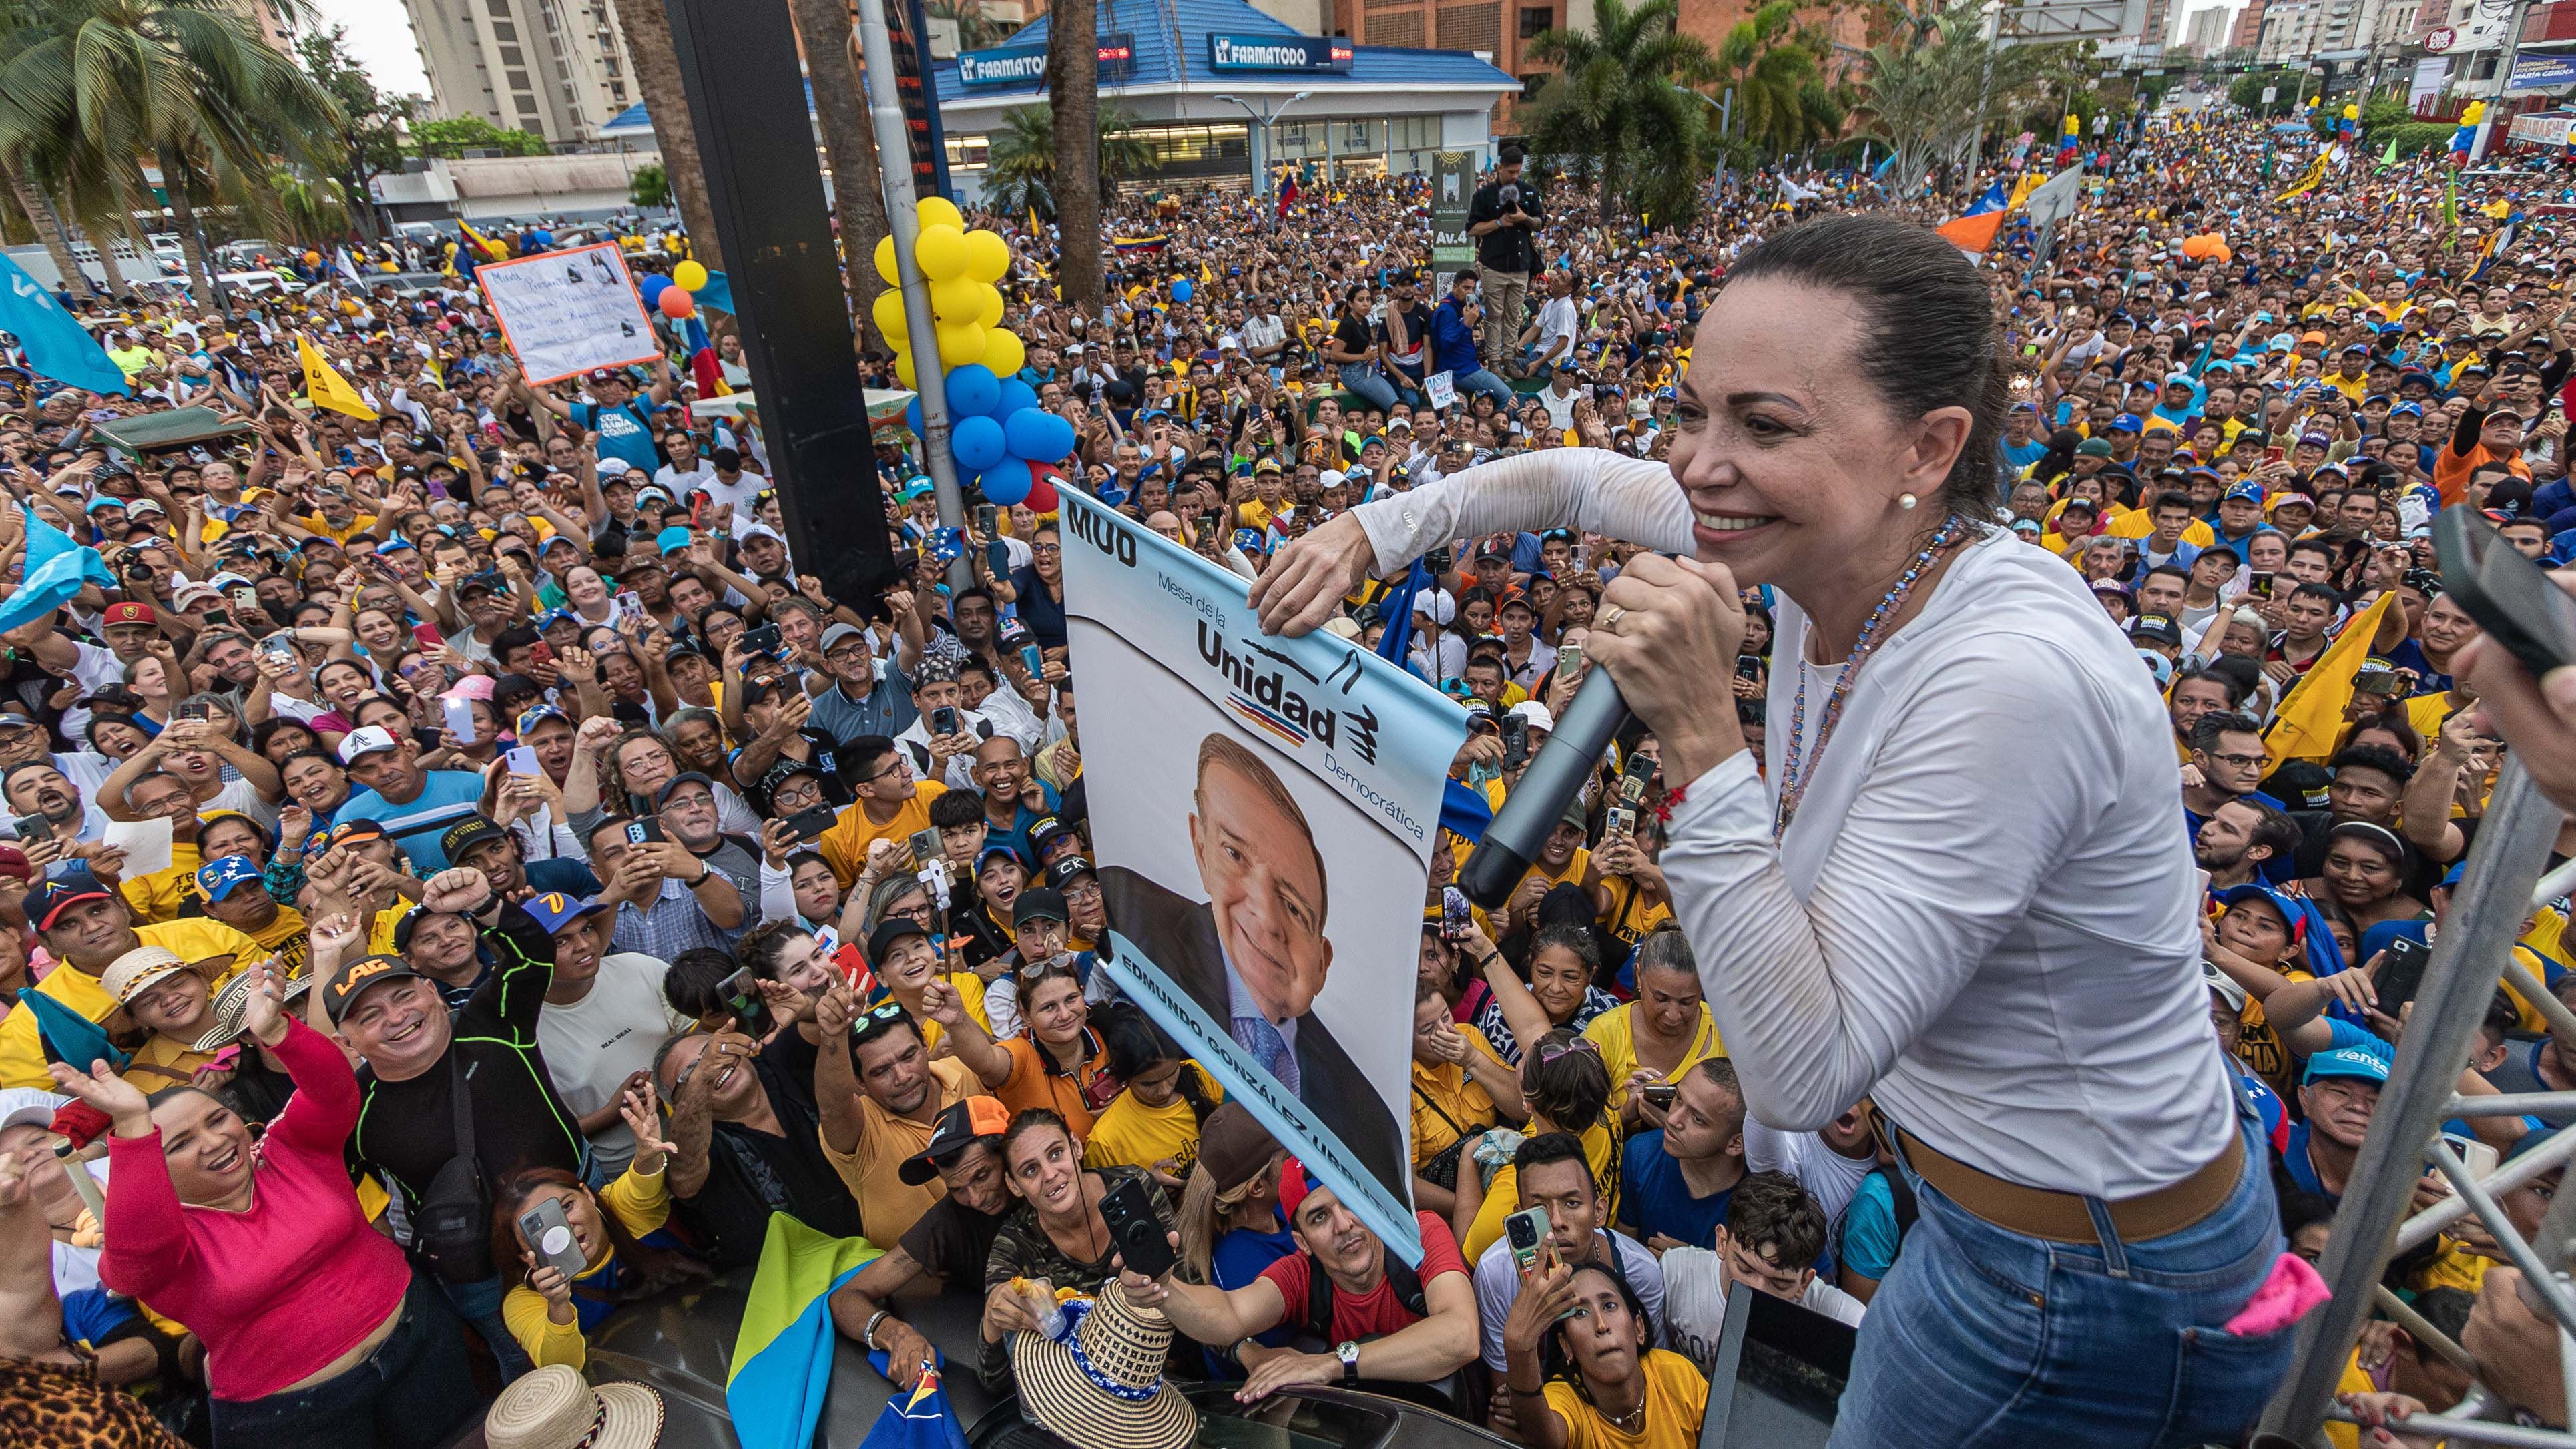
[1431, 152, 1475, 277]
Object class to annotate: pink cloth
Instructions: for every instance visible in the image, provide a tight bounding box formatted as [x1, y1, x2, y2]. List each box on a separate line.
[101, 1018, 411, 1401]
[2221, 1251, 2330, 1338]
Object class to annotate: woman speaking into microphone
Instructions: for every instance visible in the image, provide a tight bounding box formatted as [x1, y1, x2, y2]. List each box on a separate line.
[1252, 216, 2290, 1447]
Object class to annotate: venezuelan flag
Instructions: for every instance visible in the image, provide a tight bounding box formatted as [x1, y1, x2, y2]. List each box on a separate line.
[727, 1215, 884, 1449]
[2262, 589, 2399, 770]
[459, 220, 511, 262]
[857, 1348, 970, 1449]
[1111, 234, 1169, 254]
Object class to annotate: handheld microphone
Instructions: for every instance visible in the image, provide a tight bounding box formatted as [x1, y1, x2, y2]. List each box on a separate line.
[1459, 667, 1631, 909]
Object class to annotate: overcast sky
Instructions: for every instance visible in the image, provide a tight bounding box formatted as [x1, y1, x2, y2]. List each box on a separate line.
[313, 0, 433, 98]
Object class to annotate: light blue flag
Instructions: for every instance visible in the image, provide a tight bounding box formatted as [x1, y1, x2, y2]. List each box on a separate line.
[694, 270, 733, 316]
[0, 505, 113, 637]
[0, 253, 127, 396]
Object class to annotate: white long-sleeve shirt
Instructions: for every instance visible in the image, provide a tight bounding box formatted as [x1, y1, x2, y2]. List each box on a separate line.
[1345, 449, 2239, 1199]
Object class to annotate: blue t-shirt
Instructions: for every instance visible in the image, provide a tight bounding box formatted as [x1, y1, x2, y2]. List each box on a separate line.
[2002, 436, 2049, 473]
[985, 788, 1063, 868]
[1210, 1215, 1298, 1360]
[335, 770, 490, 872]
[529, 856, 605, 898]
[1838, 1171, 1901, 1281]
[570, 399, 661, 476]
[1619, 1131, 1736, 1251]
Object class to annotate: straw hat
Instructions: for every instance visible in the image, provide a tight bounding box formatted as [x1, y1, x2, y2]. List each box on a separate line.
[99, 946, 193, 1005]
[482, 1365, 664, 1449]
[1011, 1281, 1196, 1449]
[188, 966, 311, 1054]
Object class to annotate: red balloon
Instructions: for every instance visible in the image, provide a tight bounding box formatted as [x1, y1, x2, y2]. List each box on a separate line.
[659, 287, 696, 319]
[1025, 467, 1061, 515]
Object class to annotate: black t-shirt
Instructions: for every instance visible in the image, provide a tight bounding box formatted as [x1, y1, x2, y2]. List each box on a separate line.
[897, 1193, 1007, 1287]
[350, 904, 586, 1212]
[670, 1053, 864, 1271]
[1467, 180, 1541, 273]
[1332, 314, 1376, 364]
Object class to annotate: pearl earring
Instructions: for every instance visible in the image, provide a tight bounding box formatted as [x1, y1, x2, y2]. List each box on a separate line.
[1898, 492, 1920, 511]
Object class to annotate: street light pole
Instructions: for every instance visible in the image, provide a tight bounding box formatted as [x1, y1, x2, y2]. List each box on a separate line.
[1212, 90, 1314, 198]
[851, 0, 969, 587]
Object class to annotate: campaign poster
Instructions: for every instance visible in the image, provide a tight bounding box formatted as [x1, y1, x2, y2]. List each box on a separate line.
[1060, 490, 1465, 1265]
[475, 241, 660, 384]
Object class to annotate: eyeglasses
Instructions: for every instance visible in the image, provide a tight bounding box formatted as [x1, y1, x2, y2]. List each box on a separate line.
[1031, 543, 1061, 557]
[1535, 1038, 1600, 1066]
[2204, 752, 2266, 770]
[1061, 882, 1101, 904]
[863, 758, 912, 786]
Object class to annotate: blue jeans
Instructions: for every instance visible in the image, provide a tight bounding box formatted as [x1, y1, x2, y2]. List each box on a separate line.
[1454, 367, 1515, 409]
[438, 1269, 535, 1382]
[210, 1272, 487, 1449]
[1831, 1113, 2291, 1448]
[1338, 363, 1400, 412]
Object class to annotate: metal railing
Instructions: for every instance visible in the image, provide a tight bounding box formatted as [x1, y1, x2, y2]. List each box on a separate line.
[2260, 763, 2576, 1446]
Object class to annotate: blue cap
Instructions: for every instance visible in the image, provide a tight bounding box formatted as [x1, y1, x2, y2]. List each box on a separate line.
[516, 704, 568, 735]
[537, 607, 579, 631]
[2214, 883, 2306, 941]
[2225, 481, 2266, 503]
[194, 854, 264, 902]
[2304, 1041, 2392, 1085]
[521, 891, 613, 935]
[2111, 414, 2143, 434]
[656, 525, 694, 555]
[84, 495, 125, 513]
[2391, 402, 2424, 418]
[975, 843, 1026, 873]
[895, 475, 935, 503]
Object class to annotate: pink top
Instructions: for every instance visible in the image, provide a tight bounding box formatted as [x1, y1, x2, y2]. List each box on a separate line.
[102, 1017, 411, 1401]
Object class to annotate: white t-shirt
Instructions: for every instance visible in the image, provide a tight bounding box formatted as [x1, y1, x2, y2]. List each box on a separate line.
[1658, 1245, 1864, 1378]
[654, 461, 716, 499]
[1531, 295, 1579, 362]
[62, 642, 130, 743]
[535, 951, 687, 1177]
[1541, 386, 1581, 432]
[693, 471, 768, 533]
[1475, 1229, 1664, 1371]
[196, 775, 278, 834]
[1740, 1119, 1878, 1234]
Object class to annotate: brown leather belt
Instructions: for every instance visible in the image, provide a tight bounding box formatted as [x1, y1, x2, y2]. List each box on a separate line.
[1893, 1125, 2244, 1246]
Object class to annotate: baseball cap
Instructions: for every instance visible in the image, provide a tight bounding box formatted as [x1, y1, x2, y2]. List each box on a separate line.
[975, 842, 1025, 875]
[521, 891, 613, 936]
[194, 854, 264, 902]
[652, 770, 718, 810]
[819, 623, 866, 655]
[2305, 1040, 2392, 1086]
[0, 1087, 67, 1135]
[1510, 701, 1557, 733]
[338, 725, 402, 764]
[656, 526, 694, 555]
[896, 1096, 1013, 1185]
[1013, 886, 1069, 927]
[99, 946, 190, 1004]
[27, 868, 112, 930]
[1025, 816, 1075, 861]
[439, 815, 513, 864]
[2224, 481, 2265, 504]
[2297, 431, 2330, 449]
[101, 601, 156, 628]
[1196, 1101, 1282, 1195]
[866, 914, 931, 964]
[2214, 882, 2308, 942]
[2202, 961, 2249, 1015]
[2131, 613, 2183, 647]
[322, 954, 427, 1024]
[1043, 855, 1095, 894]
[2076, 438, 2115, 458]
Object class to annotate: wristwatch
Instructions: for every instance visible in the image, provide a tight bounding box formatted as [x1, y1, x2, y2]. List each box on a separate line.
[1336, 1340, 1360, 1386]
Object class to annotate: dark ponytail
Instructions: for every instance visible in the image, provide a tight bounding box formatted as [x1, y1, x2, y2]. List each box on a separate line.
[1726, 215, 2011, 524]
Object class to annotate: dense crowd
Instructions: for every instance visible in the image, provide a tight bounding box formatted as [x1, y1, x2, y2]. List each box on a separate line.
[0, 103, 2573, 1449]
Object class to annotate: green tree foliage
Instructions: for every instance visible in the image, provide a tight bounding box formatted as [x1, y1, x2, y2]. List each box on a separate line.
[629, 162, 670, 209]
[411, 115, 551, 158]
[1714, 1, 1847, 158]
[296, 23, 417, 239]
[1523, 0, 1718, 224]
[981, 102, 1157, 222]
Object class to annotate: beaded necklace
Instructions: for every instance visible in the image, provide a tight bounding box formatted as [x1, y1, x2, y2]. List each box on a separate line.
[1774, 517, 1969, 838]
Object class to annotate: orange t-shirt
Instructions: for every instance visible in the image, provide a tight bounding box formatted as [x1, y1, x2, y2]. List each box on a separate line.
[996, 1032, 1118, 1140]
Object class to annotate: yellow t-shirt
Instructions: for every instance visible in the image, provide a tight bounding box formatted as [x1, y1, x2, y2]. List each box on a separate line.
[2322, 1346, 2384, 1449]
[818, 782, 948, 888]
[913, 970, 991, 1057]
[1084, 1064, 1222, 1177]
[1596, 876, 1673, 954]
[499, 1161, 676, 1369]
[120, 842, 205, 924]
[818, 1055, 976, 1248]
[1581, 1002, 1723, 1113]
[1411, 1023, 1504, 1165]
[0, 918, 263, 1089]
[1540, 1348, 1708, 1449]
[1466, 845, 1592, 936]
[1465, 1114, 1621, 1261]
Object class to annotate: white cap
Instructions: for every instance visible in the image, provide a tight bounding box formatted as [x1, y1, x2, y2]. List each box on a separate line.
[2203, 962, 2249, 1013]
[1319, 469, 1346, 489]
[1509, 700, 1557, 733]
[1412, 588, 1456, 625]
[0, 1087, 68, 1135]
[338, 724, 402, 764]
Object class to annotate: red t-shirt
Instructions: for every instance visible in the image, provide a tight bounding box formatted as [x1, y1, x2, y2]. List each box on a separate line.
[1258, 1211, 1469, 1341]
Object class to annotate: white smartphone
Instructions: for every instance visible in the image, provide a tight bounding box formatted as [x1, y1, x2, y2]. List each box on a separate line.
[441, 696, 479, 746]
[505, 744, 543, 777]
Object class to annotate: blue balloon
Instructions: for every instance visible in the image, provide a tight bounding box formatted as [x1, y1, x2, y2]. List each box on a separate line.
[531, 229, 553, 248]
[905, 396, 924, 436]
[946, 364, 1001, 418]
[639, 274, 671, 305]
[980, 457, 1033, 507]
[953, 414, 1008, 473]
[1003, 406, 1060, 461]
[1172, 277, 1194, 302]
[1044, 412, 1077, 460]
[995, 379, 1039, 417]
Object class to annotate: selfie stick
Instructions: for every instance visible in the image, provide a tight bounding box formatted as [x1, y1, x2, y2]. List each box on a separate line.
[1460, 667, 1630, 909]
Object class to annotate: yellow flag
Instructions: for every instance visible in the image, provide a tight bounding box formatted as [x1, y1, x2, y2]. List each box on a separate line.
[2262, 589, 2399, 770]
[459, 220, 510, 262]
[2008, 171, 2045, 211]
[2275, 153, 2330, 202]
[298, 335, 378, 420]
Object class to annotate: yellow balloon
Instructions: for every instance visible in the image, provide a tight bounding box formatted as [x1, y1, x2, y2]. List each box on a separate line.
[917, 196, 965, 233]
[981, 328, 1025, 377]
[895, 349, 917, 388]
[673, 260, 708, 291]
[871, 289, 909, 342]
[934, 319, 985, 365]
[915, 224, 970, 282]
[974, 284, 1004, 330]
[874, 234, 900, 286]
[963, 228, 1011, 284]
[931, 274, 985, 323]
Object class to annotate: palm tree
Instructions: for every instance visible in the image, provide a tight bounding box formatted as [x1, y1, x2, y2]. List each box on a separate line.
[928, 0, 1008, 51]
[1855, 2, 2073, 191]
[0, 156, 89, 297]
[268, 168, 348, 248]
[1523, 0, 1718, 224]
[612, 0, 722, 269]
[1045, 0, 1102, 311]
[981, 103, 1156, 220]
[782, 0, 890, 348]
[1714, 2, 1846, 157]
[0, 0, 342, 308]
